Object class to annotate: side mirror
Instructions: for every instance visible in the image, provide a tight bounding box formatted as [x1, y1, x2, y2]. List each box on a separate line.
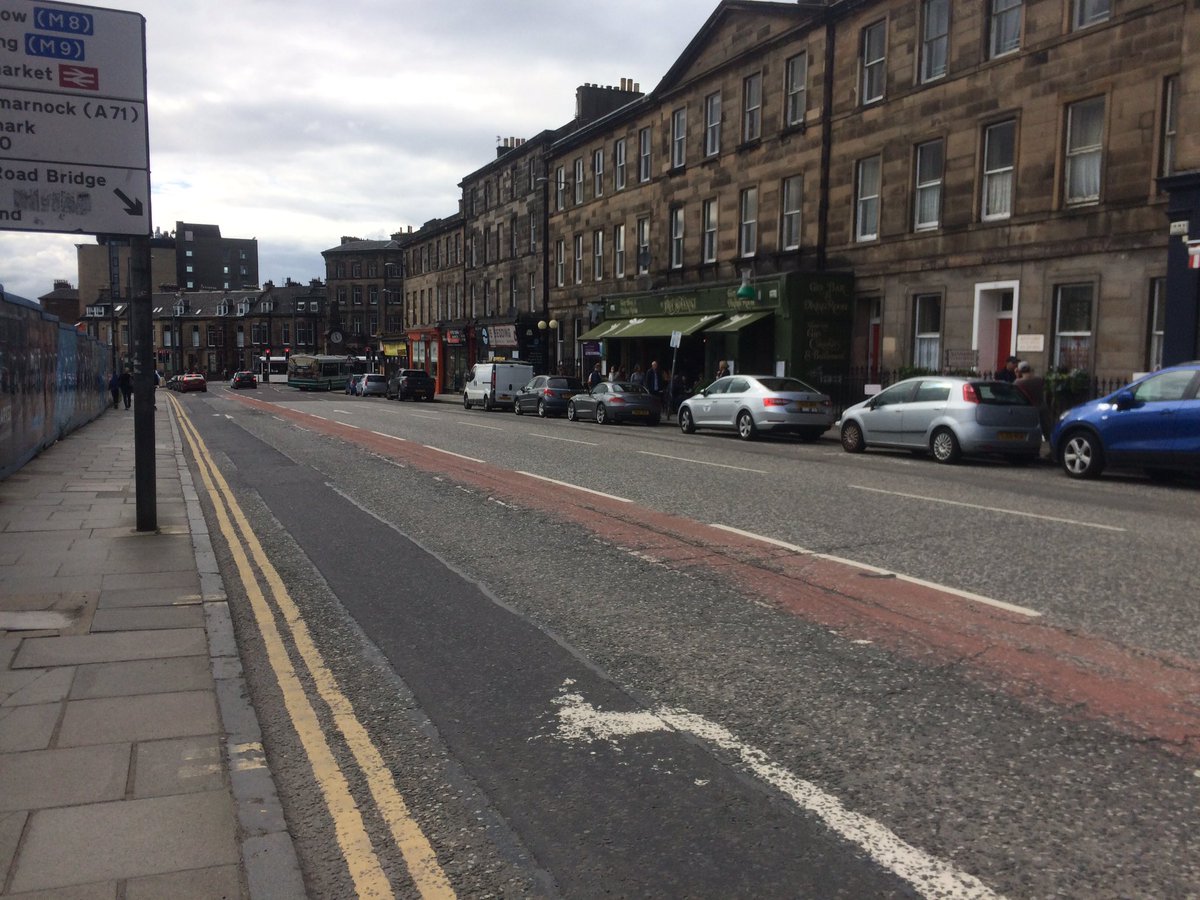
[1113, 390, 1136, 410]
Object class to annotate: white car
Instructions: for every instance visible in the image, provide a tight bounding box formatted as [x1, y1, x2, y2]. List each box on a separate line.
[678, 375, 833, 441]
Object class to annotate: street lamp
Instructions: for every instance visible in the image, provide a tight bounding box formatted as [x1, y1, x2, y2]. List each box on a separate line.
[538, 318, 559, 372]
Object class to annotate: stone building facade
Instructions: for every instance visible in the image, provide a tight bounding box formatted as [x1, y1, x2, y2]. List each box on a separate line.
[321, 237, 405, 359]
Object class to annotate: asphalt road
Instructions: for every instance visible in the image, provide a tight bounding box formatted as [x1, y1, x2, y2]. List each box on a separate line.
[175, 382, 1200, 898]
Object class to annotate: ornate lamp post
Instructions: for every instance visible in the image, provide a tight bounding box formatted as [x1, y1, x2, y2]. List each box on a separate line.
[537, 318, 559, 373]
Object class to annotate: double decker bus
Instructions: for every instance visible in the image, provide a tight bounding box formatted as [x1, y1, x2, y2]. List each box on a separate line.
[285, 354, 367, 391]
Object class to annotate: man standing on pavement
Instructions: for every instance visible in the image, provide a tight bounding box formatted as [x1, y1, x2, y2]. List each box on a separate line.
[118, 369, 133, 409]
[1015, 360, 1050, 439]
[645, 360, 664, 404]
[997, 355, 1019, 383]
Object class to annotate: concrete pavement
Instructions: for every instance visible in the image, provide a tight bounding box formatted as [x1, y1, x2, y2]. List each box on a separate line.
[0, 402, 304, 899]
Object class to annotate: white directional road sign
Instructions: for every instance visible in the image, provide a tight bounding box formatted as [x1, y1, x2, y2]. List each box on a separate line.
[0, 1, 150, 235]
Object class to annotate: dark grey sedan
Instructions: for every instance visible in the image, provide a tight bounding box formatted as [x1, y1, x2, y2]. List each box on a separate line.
[514, 375, 586, 417]
[567, 381, 661, 425]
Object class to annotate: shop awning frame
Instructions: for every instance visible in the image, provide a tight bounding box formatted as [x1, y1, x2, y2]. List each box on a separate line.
[578, 313, 724, 341]
[703, 311, 773, 333]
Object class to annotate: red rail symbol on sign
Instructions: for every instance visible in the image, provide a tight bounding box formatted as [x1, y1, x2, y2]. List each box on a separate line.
[59, 66, 99, 90]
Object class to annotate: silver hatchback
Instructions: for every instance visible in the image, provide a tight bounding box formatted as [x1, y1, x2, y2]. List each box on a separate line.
[678, 375, 834, 441]
[358, 373, 389, 397]
[838, 377, 1042, 464]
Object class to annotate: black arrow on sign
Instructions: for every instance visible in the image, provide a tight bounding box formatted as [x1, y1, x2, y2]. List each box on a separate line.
[113, 188, 144, 217]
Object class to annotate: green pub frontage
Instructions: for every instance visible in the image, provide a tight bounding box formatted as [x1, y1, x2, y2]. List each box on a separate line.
[579, 272, 855, 393]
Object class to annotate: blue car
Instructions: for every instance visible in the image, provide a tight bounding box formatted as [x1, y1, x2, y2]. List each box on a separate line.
[1050, 363, 1200, 479]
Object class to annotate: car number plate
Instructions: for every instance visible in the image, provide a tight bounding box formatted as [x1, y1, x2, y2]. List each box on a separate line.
[997, 431, 1026, 440]
[794, 402, 819, 411]
[632, 408, 649, 415]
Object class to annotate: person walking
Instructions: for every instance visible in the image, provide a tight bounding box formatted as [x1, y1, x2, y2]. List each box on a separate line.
[630, 364, 644, 386]
[108, 371, 120, 409]
[118, 369, 133, 409]
[588, 362, 603, 389]
[1015, 360, 1050, 440]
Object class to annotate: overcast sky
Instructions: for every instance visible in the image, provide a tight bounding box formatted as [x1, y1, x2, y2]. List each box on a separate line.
[1, 0, 716, 303]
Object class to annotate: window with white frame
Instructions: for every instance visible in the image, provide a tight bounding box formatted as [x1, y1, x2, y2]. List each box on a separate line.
[511, 216, 518, 257]
[785, 52, 807, 127]
[593, 148, 605, 197]
[573, 234, 583, 284]
[1054, 283, 1094, 370]
[914, 139, 944, 231]
[529, 212, 537, 253]
[982, 120, 1015, 220]
[742, 73, 762, 142]
[781, 175, 803, 250]
[671, 107, 687, 169]
[1072, 0, 1110, 30]
[593, 229, 605, 280]
[638, 127, 652, 182]
[704, 92, 721, 157]
[861, 21, 886, 104]
[1161, 75, 1179, 178]
[988, 0, 1021, 58]
[856, 155, 881, 241]
[739, 187, 758, 257]
[702, 199, 718, 263]
[1065, 96, 1104, 205]
[637, 217, 650, 274]
[614, 223, 626, 278]
[555, 166, 565, 210]
[921, 0, 949, 82]
[555, 240, 565, 287]
[614, 138, 627, 190]
[913, 294, 942, 370]
[1148, 277, 1166, 371]
[510, 275, 518, 311]
[573, 158, 584, 204]
[529, 272, 536, 313]
[670, 206, 684, 269]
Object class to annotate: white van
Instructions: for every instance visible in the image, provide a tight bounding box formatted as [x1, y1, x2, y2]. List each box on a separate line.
[463, 360, 534, 410]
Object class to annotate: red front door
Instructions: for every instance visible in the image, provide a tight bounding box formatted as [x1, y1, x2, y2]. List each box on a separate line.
[995, 318, 1013, 372]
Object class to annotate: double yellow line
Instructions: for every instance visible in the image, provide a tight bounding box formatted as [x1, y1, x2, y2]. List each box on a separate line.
[171, 396, 456, 899]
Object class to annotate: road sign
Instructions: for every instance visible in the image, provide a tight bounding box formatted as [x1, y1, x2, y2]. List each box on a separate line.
[669, 330, 682, 348]
[0, 1, 149, 236]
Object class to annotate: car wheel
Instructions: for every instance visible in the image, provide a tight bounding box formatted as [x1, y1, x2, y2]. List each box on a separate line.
[594, 403, 607, 425]
[463, 393, 471, 409]
[931, 427, 961, 464]
[567, 400, 578, 421]
[1061, 430, 1104, 479]
[679, 407, 696, 434]
[537, 399, 547, 418]
[514, 399, 523, 415]
[840, 421, 865, 453]
[736, 411, 757, 440]
[482, 394, 493, 411]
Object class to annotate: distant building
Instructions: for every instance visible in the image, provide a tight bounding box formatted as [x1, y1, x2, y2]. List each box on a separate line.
[38, 280, 80, 324]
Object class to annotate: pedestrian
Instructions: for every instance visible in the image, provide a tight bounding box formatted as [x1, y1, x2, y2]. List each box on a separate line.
[630, 364, 644, 386]
[669, 369, 687, 420]
[645, 360, 664, 401]
[118, 369, 133, 409]
[715, 360, 730, 380]
[108, 371, 120, 409]
[1015, 360, 1050, 440]
[610, 363, 624, 382]
[588, 362, 603, 389]
[996, 355, 1019, 383]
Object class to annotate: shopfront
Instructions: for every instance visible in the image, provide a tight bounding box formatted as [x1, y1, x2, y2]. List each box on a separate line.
[442, 327, 470, 394]
[579, 273, 854, 390]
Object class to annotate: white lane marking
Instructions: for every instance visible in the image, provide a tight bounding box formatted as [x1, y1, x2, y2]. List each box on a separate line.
[550, 684, 1001, 900]
[530, 433, 600, 446]
[848, 484, 1125, 533]
[371, 431, 407, 441]
[409, 414, 439, 420]
[334, 421, 357, 429]
[308, 414, 328, 421]
[710, 523, 1041, 618]
[423, 445, 485, 463]
[332, 408, 355, 414]
[518, 471, 633, 503]
[638, 450, 768, 474]
[458, 421, 504, 431]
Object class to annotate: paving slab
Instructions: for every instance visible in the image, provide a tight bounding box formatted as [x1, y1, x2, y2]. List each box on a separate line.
[0, 703, 60, 752]
[0, 810, 27, 887]
[57, 690, 219, 747]
[0, 744, 130, 811]
[0, 666, 75, 707]
[12, 629, 207, 669]
[124, 865, 242, 900]
[69, 656, 211, 700]
[96, 587, 202, 609]
[134, 735, 224, 799]
[5, 881, 116, 900]
[90, 605, 204, 632]
[8, 791, 238, 893]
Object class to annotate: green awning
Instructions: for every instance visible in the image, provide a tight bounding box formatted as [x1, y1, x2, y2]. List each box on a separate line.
[703, 311, 773, 333]
[578, 313, 724, 341]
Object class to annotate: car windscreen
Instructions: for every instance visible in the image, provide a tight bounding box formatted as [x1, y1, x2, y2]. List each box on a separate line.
[974, 382, 1030, 405]
[365, 375, 386, 383]
[757, 377, 819, 394]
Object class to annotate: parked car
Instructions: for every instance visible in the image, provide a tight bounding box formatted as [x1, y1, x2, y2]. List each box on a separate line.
[567, 381, 661, 425]
[388, 369, 435, 401]
[230, 371, 257, 389]
[1050, 363, 1200, 480]
[463, 361, 534, 410]
[346, 374, 366, 395]
[178, 373, 207, 393]
[838, 376, 1042, 464]
[359, 373, 389, 397]
[514, 375, 586, 417]
[677, 374, 833, 441]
